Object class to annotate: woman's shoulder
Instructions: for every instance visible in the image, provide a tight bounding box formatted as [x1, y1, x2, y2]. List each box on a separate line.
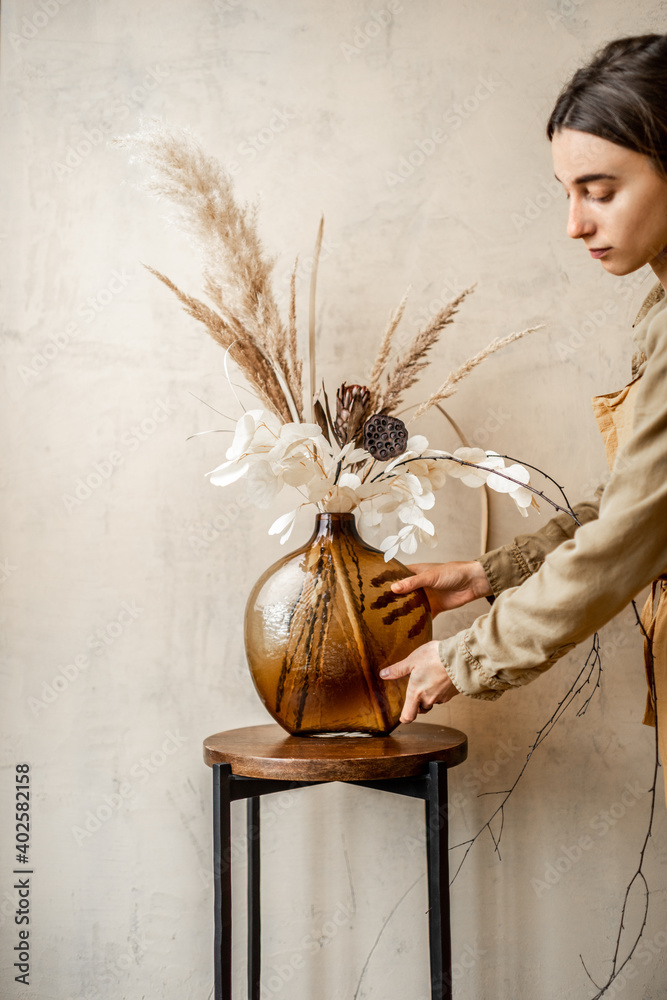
[632, 282, 666, 374]
[633, 282, 665, 328]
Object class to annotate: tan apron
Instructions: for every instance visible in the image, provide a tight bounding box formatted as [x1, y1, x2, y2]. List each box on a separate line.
[592, 382, 667, 781]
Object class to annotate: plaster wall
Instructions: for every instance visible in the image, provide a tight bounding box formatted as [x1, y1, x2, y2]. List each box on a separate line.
[2, 1, 667, 998]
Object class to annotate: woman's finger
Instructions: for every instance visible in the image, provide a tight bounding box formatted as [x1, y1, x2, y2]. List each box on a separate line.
[379, 657, 412, 680]
[399, 685, 421, 724]
[390, 572, 431, 594]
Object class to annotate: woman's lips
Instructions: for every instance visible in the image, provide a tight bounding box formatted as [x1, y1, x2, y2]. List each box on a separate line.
[589, 247, 612, 259]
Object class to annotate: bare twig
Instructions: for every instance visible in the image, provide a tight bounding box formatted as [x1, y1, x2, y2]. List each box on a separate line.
[449, 633, 603, 883]
[374, 454, 574, 519]
[497, 452, 579, 524]
[581, 600, 659, 1000]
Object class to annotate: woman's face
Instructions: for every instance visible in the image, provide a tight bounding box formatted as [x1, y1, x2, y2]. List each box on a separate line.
[551, 128, 667, 285]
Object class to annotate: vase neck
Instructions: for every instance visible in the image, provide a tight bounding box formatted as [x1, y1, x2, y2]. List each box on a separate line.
[311, 512, 359, 543]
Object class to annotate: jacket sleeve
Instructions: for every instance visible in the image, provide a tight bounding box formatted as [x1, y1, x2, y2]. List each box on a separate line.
[439, 305, 667, 700]
[479, 497, 601, 597]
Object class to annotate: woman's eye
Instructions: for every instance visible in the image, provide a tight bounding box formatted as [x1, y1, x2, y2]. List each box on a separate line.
[588, 192, 613, 203]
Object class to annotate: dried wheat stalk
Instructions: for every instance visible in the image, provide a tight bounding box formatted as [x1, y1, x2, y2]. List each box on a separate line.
[413, 325, 542, 420]
[115, 120, 302, 419]
[376, 285, 475, 414]
[146, 265, 293, 422]
[287, 259, 304, 419]
[367, 287, 410, 405]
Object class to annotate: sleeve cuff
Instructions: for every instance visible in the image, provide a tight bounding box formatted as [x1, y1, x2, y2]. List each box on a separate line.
[438, 638, 504, 701]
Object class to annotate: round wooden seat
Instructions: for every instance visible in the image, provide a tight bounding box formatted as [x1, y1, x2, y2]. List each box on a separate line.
[203, 722, 468, 782]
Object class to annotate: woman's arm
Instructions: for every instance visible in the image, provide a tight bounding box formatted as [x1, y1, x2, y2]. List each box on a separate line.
[439, 306, 667, 700]
[480, 496, 602, 597]
[390, 499, 602, 616]
[382, 302, 667, 711]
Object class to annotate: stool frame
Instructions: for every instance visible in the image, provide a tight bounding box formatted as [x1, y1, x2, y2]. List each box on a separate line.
[211, 760, 453, 1000]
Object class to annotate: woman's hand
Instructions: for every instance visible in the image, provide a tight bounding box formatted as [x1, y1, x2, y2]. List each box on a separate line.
[380, 640, 460, 723]
[391, 560, 493, 616]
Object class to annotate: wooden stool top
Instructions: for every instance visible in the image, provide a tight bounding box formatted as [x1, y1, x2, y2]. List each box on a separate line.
[203, 723, 467, 782]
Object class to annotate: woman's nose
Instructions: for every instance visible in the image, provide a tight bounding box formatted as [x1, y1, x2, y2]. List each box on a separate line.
[567, 198, 595, 240]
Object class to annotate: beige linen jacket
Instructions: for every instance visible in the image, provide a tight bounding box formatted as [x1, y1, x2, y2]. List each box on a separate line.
[439, 284, 667, 700]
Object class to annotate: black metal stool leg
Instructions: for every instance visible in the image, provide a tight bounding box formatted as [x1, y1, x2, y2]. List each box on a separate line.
[247, 796, 261, 1000]
[213, 764, 232, 1000]
[426, 760, 452, 1000]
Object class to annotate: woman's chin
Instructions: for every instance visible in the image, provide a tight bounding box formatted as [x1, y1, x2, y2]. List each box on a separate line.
[599, 257, 640, 277]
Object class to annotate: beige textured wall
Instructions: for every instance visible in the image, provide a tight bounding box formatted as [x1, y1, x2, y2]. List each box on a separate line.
[2, 1, 667, 998]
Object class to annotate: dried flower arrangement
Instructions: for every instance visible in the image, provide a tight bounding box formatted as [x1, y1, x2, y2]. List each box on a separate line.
[117, 121, 541, 558]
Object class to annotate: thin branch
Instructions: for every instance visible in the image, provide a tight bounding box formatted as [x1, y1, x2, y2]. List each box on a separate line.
[373, 454, 575, 519]
[435, 451, 658, 1000]
[352, 874, 424, 1000]
[582, 600, 659, 1000]
[496, 453, 580, 524]
[449, 633, 603, 883]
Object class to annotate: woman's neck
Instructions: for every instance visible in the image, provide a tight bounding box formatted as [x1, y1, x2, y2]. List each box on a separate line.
[651, 251, 667, 290]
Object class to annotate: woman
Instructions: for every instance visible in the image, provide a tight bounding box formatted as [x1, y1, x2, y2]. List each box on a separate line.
[380, 34, 667, 786]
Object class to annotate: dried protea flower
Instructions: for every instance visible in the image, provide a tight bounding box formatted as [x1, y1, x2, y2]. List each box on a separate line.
[363, 413, 408, 461]
[335, 383, 371, 446]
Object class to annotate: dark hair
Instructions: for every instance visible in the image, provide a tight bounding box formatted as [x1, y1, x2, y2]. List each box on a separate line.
[547, 35, 667, 175]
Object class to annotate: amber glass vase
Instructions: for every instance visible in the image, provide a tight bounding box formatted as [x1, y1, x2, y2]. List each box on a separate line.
[244, 512, 432, 736]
